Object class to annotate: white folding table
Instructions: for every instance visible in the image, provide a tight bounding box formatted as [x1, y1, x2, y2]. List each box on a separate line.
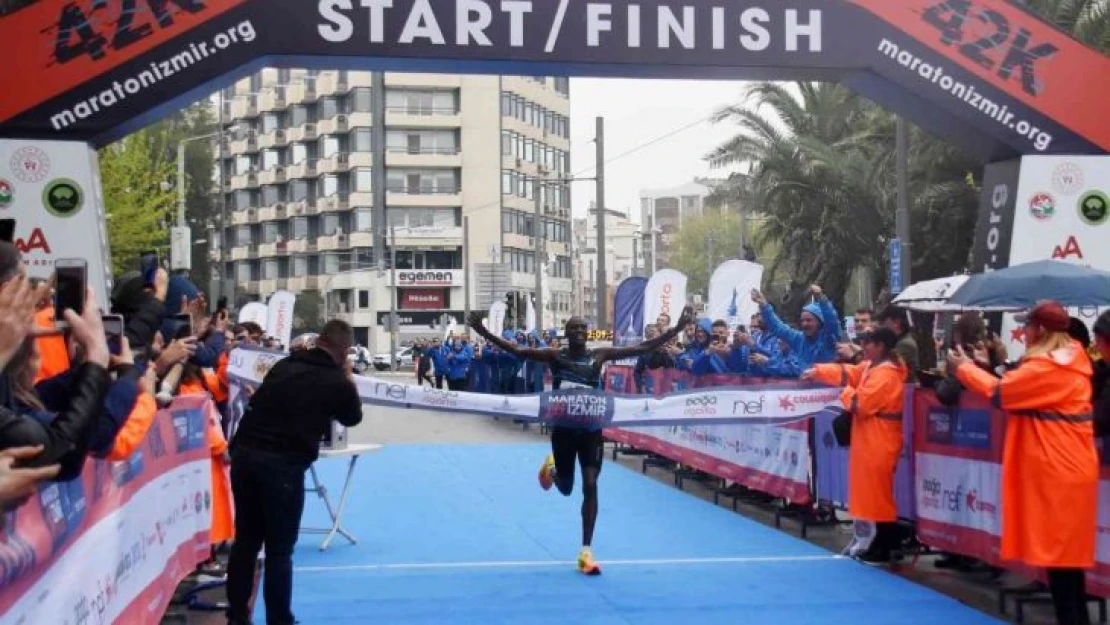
[302, 443, 382, 551]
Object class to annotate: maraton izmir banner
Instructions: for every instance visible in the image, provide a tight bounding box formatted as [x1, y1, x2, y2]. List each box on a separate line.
[0, 0, 1107, 158]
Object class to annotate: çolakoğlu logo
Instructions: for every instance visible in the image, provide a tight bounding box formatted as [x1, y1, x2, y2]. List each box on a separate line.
[1028, 192, 1055, 220]
[0, 178, 12, 208]
[42, 178, 83, 217]
[1078, 190, 1109, 226]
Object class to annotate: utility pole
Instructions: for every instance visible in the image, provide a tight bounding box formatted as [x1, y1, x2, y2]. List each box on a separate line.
[594, 117, 607, 330]
[389, 226, 398, 371]
[463, 216, 471, 326]
[216, 91, 228, 304]
[534, 177, 544, 333]
[895, 118, 912, 286]
[372, 71, 388, 355]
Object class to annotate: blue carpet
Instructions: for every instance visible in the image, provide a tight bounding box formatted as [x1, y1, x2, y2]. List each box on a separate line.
[253, 443, 1003, 624]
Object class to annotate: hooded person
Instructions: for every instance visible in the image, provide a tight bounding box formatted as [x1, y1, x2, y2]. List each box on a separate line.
[160, 275, 226, 368]
[752, 285, 840, 371]
[496, 330, 520, 394]
[676, 318, 713, 372]
[444, 337, 472, 391]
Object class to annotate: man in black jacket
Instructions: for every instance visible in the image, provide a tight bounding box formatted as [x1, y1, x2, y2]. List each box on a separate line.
[226, 319, 363, 625]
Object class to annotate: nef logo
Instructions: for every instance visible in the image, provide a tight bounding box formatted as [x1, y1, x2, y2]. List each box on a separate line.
[732, 396, 766, 416]
[921, 479, 965, 512]
[684, 395, 717, 417]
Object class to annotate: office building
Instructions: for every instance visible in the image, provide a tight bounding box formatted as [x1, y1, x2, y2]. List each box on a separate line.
[638, 180, 717, 272]
[571, 204, 644, 326]
[216, 69, 573, 349]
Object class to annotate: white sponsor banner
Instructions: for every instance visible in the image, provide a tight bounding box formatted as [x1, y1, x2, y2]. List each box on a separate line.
[227, 348, 839, 427]
[643, 268, 687, 332]
[1004, 155, 1110, 356]
[3, 460, 210, 625]
[525, 296, 536, 333]
[238, 301, 269, 331]
[487, 301, 506, 338]
[914, 452, 1002, 536]
[1, 139, 113, 307]
[707, 260, 764, 331]
[267, 290, 297, 350]
[630, 421, 809, 485]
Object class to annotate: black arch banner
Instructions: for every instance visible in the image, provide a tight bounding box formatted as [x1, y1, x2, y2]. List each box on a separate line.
[1, 0, 1107, 158]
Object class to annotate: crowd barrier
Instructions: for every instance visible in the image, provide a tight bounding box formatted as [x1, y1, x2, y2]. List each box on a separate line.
[0, 395, 217, 625]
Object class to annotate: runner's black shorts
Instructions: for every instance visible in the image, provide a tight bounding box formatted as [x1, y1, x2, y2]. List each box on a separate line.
[551, 426, 604, 486]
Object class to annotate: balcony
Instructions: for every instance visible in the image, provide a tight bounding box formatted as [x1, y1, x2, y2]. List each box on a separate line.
[285, 276, 306, 292]
[257, 243, 277, 258]
[347, 152, 373, 168]
[257, 128, 287, 150]
[346, 111, 373, 128]
[284, 238, 311, 254]
[286, 159, 317, 180]
[259, 86, 286, 112]
[256, 205, 281, 222]
[348, 191, 373, 208]
[316, 114, 349, 136]
[228, 133, 258, 154]
[231, 94, 259, 119]
[286, 123, 317, 143]
[348, 231, 373, 247]
[386, 186, 461, 208]
[317, 71, 347, 97]
[316, 153, 350, 175]
[316, 232, 349, 251]
[287, 80, 316, 105]
[229, 171, 259, 188]
[257, 166, 287, 186]
[304, 276, 322, 290]
[385, 73, 461, 88]
[385, 107, 461, 129]
[318, 193, 350, 213]
[386, 146, 461, 168]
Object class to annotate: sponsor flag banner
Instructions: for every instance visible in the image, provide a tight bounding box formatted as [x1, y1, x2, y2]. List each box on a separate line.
[237, 301, 268, 331]
[0, 139, 114, 307]
[487, 301, 507, 339]
[266, 289, 297, 351]
[643, 269, 687, 332]
[226, 348, 839, 429]
[999, 155, 1110, 358]
[707, 260, 764, 332]
[612, 277, 648, 344]
[0, 396, 215, 625]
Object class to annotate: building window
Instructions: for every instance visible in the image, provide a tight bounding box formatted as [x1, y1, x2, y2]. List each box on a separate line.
[387, 207, 457, 229]
[261, 113, 281, 133]
[289, 142, 308, 164]
[291, 217, 308, 240]
[289, 105, 310, 126]
[351, 128, 372, 152]
[322, 253, 341, 275]
[261, 184, 285, 205]
[386, 169, 459, 194]
[292, 256, 308, 277]
[358, 290, 370, 309]
[319, 135, 341, 158]
[354, 209, 373, 232]
[319, 97, 340, 120]
[234, 155, 255, 175]
[263, 259, 279, 280]
[385, 89, 458, 115]
[352, 168, 373, 192]
[350, 88, 372, 112]
[261, 149, 282, 171]
[262, 222, 281, 244]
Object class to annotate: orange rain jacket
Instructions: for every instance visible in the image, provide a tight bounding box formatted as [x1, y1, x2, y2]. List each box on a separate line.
[33, 306, 70, 383]
[814, 359, 907, 522]
[956, 341, 1097, 568]
[180, 375, 234, 543]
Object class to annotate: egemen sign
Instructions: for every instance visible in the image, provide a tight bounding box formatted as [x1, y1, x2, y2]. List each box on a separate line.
[0, 0, 1107, 160]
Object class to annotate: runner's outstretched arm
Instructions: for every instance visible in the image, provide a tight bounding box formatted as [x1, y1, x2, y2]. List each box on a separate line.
[596, 306, 694, 363]
[466, 313, 557, 363]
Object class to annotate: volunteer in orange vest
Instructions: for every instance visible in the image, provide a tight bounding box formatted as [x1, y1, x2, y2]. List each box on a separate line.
[802, 326, 907, 564]
[948, 300, 1096, 625]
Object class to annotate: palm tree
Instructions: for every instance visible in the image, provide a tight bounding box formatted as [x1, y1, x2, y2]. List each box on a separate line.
[1017, 0, 1110, 52]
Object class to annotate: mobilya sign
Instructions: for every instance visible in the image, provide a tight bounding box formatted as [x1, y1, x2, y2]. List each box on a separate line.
[0, 0, 1108, 160]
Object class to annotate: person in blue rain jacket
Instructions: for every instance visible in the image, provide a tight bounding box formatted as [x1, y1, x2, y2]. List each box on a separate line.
[497, 330, 522, 394]
[758, 338, 803, 379]
[751, 284, 841, 371]
[444, 338, 472, 391]
[676, 318, 713, 372]
[692, 320, 745, 376]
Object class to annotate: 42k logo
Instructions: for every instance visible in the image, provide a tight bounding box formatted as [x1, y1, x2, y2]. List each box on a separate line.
[921, 0, 1059, 96]
[49, 0, 207, 66]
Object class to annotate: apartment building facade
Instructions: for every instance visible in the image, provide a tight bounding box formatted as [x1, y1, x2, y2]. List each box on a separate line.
[216, 69, 572, 349]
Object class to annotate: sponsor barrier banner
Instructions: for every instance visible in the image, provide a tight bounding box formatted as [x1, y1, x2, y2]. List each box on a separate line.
[912, 390, 1110, 597]
[227, 349, 840, 431]
[602, 366, 819, 504]
[0, 395, 215, 625]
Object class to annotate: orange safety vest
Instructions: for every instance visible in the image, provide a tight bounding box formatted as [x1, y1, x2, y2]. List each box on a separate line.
[178, 377, 235, 543]
[33, 306, 70, 383]
[815, 359, 907, 523]
[957, 341, 1097, 569]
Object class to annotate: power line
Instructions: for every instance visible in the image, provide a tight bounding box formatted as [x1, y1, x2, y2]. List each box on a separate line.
[571, 113, 715, 178]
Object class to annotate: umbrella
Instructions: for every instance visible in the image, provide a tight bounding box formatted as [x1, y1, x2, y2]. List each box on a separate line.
[946, 260, 1110, 310]
[892, 275, 970, 312]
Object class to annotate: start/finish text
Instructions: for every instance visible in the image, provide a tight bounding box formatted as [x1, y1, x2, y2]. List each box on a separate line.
[316, 0, 824, 53]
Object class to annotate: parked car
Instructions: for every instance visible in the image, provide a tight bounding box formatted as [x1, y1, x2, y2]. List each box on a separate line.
[373, 346, 416, 371]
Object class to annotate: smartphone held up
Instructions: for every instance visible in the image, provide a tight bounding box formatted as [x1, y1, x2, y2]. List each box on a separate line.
[53, 258, 88, 328]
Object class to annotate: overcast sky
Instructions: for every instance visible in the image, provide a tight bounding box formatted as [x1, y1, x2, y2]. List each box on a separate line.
[567, 77, 754, 222]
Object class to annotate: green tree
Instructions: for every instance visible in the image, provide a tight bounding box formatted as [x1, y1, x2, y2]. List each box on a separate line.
[99, 130, 175, 275]
[668, 211, 770, 297]
[294, 290, 323, 332]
